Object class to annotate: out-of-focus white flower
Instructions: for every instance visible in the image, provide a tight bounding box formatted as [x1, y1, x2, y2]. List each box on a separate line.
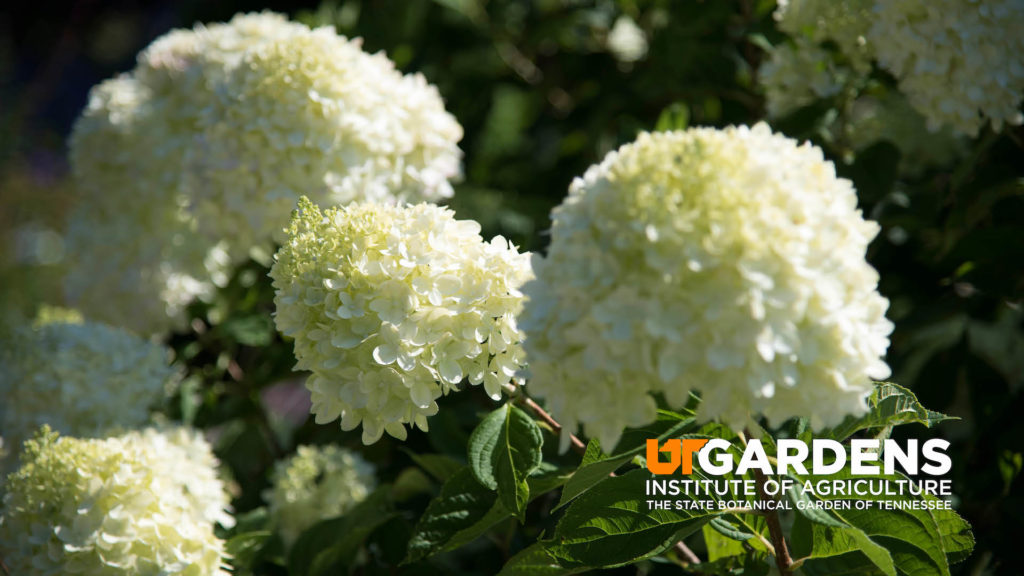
[66, 12, 463, 335]
[0, 314, 176, 454]
[271, 198, 532, 444]
[0, 428, 228, 575]
[774, 0, 874, 70]
[760, 39, 850, 118]
[607, 16, 649, 63]
[868, 0, 1024, 136]
[845, 91, 966, 176]
[520, 124, 893, 451]
[66, 73, 226, 335]
[264, 444, 376, 547]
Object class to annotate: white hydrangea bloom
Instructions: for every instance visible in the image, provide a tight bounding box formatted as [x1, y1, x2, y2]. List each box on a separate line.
[0, 428, 228, 575]
[0, 315, 176, 454]
[126, 426, 235, 529]
[520, 124, 893, 451]
[264, 444, 376, 547]
[760, 39, 850, 118]
[868, 0, 1024, 136]
[271, 198, 532, 444]
[845, 91, 966, 177]
[66, 12, 463, 335]
[66, 74, 225, 335]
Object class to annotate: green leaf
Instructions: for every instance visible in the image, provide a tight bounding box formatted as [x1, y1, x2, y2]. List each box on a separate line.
[688, 554, 772, 576]
[468, 404, 544, 519]
[527, 464, 573, 497]
[933, 507, 975, 566]
[288, 488, 394, 576]
[703, 523, 746, 561]
[222, 314, 274, 347]
[498, 542, 587, 576]
[790, 509, 896, 576]
[823, 383, 955, 441]
[546, 469, 715, 569]
[225, 531, 272, 572]
[403, 450, 464, 482]
[655, 102, 690, 132]
[789, 469, 974, 576]
[555, 410, 695, 510]
[405, 467, 506, 563]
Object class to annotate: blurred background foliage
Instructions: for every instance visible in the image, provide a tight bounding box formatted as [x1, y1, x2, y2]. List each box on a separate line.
[1, 1, 1021, 574]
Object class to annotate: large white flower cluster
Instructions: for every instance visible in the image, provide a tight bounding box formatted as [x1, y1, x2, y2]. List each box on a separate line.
[769, 0, 1024, 137]
[0, 428, 228, 575]
[264, 444, 376, 547]
[67, 11, 463, 335]
[271, 198, 532, 444]
[520, 124, 893, 451]
[868, 0, 1024, 136]
[0, 315, 176, 454]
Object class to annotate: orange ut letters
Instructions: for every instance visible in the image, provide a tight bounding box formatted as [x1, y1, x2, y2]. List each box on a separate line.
[646, 438, 709, 474]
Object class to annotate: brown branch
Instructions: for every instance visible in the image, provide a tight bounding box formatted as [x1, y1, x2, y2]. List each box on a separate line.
[522, 395, 587, 455]
[754, 469, 794, 576]
[501, 383, 586, 455]
[674, 541, 701, 565]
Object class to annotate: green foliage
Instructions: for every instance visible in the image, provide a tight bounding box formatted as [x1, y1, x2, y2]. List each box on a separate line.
[287, 489, 395, 576]
[556, 410, 695, 510]
[468, 404, 545, 519]
[546, 469, 713, 569]
[823, 383, 956, 441]
[405, 467, 507, 563]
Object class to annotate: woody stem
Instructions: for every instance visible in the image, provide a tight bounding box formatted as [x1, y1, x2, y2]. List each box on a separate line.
[754, 469, 794, 576]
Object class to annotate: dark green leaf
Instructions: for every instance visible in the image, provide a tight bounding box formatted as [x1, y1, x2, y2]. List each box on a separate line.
[225, 531, 272, 572]
[703, 523, 746, 561]
[403, 450, 464, 482]
[468, 404, 544, 519]
[288, 488, 394, 576]
[546, 469, 714, 569]
[497, 542, 587, 576]
[405, 467, 506, 563]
